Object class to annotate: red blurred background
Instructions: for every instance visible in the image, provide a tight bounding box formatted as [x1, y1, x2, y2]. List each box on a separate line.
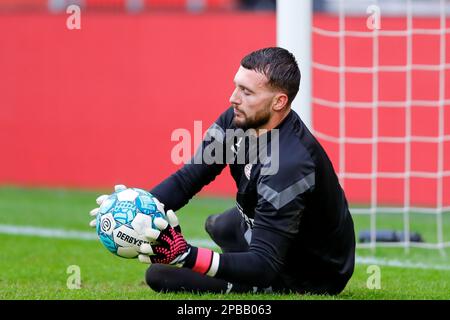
[0, 3, 448, 207]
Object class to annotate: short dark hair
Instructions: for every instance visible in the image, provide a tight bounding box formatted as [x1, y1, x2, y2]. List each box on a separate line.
[240, 47, 301, 105]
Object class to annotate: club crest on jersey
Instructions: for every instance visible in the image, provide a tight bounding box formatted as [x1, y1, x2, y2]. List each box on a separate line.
[244, 164, 252, 180]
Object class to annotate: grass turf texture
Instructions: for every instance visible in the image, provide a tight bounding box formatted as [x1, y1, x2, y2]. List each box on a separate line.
[0, 185, 449, 300]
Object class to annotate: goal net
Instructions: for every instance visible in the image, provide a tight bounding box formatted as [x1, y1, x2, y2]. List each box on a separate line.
[278, 0, 450, 251]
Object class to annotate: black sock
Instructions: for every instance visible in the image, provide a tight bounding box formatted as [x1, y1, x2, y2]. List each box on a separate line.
[145, 264, 254, 294]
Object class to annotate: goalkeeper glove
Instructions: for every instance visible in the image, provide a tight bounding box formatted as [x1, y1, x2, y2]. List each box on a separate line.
[88, 184, 127, 228]
[138, 210, 220, 277]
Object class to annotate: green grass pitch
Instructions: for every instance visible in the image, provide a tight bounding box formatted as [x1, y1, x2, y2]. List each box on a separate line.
[0, 185, 449, 300]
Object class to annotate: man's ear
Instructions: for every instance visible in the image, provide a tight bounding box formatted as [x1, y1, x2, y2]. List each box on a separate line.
[272, 93, 289, 111]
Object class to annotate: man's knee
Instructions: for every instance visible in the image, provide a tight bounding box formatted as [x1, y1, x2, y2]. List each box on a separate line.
[205, 210, 249, 252]
[205, 213, 234, 243]
[205, 213, 219, 239]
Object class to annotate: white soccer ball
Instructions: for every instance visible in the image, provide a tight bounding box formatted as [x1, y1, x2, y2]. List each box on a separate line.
[95, 188, 166, 258]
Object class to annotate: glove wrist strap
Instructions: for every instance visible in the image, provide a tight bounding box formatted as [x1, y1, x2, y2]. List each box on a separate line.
[183, 247, 220, 277]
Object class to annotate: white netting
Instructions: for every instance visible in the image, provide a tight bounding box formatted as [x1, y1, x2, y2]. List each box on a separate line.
[311, 0, 449, 250]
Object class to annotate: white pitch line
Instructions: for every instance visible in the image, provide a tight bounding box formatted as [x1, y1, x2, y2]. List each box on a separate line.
[0, 224, 219, 247]
[355, 256, 450, 271]
[1, 224, 449, 270]
[0, 224, 97, 240]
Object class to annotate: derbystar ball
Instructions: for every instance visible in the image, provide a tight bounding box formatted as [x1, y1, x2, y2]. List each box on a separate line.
[95, 188, 166, 258]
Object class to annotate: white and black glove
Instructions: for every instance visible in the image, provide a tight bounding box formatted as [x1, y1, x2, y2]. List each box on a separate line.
[138, 209, 191, 266]
[138, 209, 220, 277]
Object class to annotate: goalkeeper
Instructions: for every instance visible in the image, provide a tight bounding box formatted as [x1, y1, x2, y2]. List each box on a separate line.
[91, 47, 355, 295]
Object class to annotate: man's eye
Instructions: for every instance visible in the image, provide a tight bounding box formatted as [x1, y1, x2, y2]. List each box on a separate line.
[242, 89, 251, 95]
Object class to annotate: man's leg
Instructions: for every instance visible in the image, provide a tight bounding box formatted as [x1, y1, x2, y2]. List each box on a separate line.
[145, 264, 254, 294]
[204, 207, 250, 253]
[145, 208, 287, 294]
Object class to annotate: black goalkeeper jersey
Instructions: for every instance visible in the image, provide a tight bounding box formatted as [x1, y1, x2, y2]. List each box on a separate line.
[150, 107, 355, 294]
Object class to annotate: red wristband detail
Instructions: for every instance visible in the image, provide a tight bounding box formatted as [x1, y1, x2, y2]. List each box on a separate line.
[192, 248, 212, 274]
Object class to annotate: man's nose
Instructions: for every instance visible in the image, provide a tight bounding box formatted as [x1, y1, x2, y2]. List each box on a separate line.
[229, 88, 241, 105]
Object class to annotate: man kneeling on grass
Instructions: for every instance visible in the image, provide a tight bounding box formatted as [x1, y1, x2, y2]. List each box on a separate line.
[90, 47, 355, 295]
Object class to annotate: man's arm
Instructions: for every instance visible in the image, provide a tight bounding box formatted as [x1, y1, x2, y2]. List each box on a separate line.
[188, 225, 298, 287]
[190, 165, 315, 287]
[197, 141, 316, 286]
[150, 107, 235, 211]
[142, 151, 316, 288]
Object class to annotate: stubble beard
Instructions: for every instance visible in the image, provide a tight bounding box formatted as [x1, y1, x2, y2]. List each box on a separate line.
[233, 106, 271, 131]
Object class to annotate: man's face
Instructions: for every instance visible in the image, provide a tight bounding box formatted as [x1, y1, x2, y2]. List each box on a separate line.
[229, 66, 277, 130]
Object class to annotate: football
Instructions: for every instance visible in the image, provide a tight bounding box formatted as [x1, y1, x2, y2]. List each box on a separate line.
[95, 188, 166, 258]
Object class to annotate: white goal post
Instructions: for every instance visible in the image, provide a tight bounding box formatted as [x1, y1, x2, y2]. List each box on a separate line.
[277, 0, 449, 251]
[276, 0, 313, 130]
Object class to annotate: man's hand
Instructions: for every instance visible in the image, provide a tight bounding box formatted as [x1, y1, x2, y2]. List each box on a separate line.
[138, 210, 191, 266]
[88, 184, 127, 228]
[138, 210, 221, 277]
